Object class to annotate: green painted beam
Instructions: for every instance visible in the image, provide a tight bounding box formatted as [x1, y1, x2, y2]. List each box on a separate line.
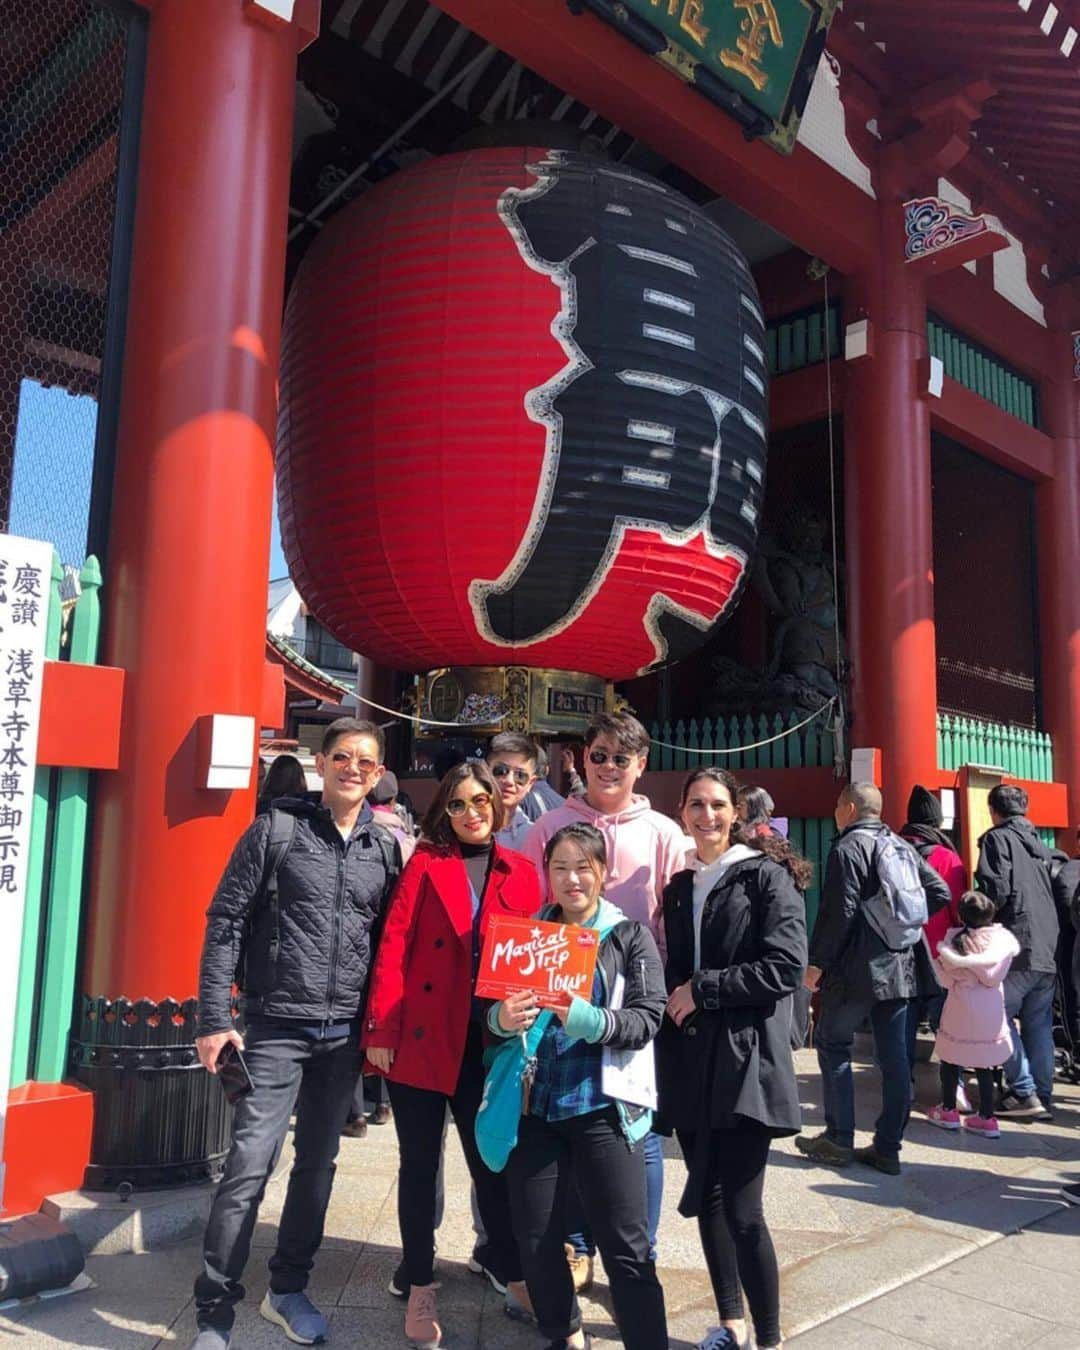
[33, 558, 103, 1083]
[11, 553, 64, 1088]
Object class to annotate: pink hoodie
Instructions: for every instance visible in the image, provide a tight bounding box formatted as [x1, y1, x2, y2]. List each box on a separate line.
[934, 923, 1020, 1069]
[520, 793, 690, 958]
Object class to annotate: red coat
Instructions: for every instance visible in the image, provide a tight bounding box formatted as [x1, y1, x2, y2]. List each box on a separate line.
[362, 841, 541, 1095]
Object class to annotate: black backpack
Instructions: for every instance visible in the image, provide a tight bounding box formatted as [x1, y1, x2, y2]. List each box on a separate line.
[234, 809, 399, 989]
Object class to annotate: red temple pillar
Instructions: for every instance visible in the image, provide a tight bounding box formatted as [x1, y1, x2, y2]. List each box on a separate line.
[1036, 298, 1080, 840]
[76, 0, 317, 1187]
[844, 203, 939, 825]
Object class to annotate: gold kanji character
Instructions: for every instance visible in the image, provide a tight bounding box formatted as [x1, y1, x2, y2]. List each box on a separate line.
[650, 0, 710, 48]
[719, 0, 784, 92]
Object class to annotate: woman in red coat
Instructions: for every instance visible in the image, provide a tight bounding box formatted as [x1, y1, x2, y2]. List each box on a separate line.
[363, 759, 540, 1349]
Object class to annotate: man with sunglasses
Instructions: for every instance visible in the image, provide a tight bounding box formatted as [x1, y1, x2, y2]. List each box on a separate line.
[521, 711, 688, 948]
[189, 718, 401, 1350]
[488, 731, 543, 850]
[520, 710, 689, 1269]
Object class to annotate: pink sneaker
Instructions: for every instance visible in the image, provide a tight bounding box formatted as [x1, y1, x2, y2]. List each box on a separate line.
[963, 1114, 1000, 1139]
[926, 1104, 961, 1130]
[405, 1283, 442, 1349]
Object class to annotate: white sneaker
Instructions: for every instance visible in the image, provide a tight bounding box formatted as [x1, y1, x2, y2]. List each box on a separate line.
[956, 1081, 973, 1114]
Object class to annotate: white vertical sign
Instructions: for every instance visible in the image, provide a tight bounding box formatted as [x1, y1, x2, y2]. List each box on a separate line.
[0, 535, 52, 1210]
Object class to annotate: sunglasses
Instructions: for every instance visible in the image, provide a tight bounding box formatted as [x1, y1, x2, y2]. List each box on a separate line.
[588, 749, 637, 770]
[446, 791, 493, 817]
[329, 751, 378, 775]
[491, 762, 533, 786]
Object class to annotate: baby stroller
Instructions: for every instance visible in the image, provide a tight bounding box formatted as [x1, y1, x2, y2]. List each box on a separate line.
[1054, 903, 1080, 1084]
[1053, 970, 1080, 1084]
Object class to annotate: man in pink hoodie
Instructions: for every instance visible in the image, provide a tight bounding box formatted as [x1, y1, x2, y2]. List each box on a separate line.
[521, 710, 689, 957]
[520, 710, 689, 1274]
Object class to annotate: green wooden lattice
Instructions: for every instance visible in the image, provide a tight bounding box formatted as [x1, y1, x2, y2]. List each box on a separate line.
[766, 301, 840, 377]
[927, 315, 1039, 427]
[649, 710, 834, 772]
[937, 712, 1053, 783]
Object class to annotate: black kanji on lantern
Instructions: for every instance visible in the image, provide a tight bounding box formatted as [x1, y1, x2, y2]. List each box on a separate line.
[471, 153, 768, 660]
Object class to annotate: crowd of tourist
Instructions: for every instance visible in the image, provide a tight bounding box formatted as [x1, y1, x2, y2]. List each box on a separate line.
[192, 712, 1080, 1350]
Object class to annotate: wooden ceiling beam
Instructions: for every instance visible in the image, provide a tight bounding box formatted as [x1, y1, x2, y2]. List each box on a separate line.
[859, 10, 1052, 41]
[860, 0, 1019, 18]
[297, 29, 474, 149]
[980, 121, 1080, 147]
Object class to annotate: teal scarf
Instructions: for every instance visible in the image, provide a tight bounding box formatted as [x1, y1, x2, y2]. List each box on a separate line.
[474, 899, 626, 1172]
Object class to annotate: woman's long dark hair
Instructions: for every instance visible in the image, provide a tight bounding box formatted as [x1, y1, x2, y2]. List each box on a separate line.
[259, 753, 307, 802]
[737, 784, 775, 831]
[420, 758, 506, 846]
[678, 767, 813, 892]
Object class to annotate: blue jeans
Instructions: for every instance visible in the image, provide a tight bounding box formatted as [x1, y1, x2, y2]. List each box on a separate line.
[567, 1129, 663, 1260]
[905, 990, 946, 1074]
[1003, 969, 1056, 1103]
[816, 995, 911, 1158]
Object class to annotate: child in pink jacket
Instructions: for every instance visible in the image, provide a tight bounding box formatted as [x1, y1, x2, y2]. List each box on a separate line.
[927, 891, 1020, 1139]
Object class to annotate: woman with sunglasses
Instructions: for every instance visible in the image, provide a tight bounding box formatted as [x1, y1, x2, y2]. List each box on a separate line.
[363, 760, 540, 1349]
[657, 768, 807, 1350]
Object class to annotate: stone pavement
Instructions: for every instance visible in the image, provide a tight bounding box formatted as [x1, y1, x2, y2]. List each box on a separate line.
[4, 1045, 1080, 1349]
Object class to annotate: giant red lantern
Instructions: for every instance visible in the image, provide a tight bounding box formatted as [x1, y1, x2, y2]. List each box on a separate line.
[278, 147, 768, 680]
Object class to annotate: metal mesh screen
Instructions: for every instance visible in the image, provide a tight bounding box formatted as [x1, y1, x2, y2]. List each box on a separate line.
[932, 434, 1039, 728]
[0, 0, 130, 569]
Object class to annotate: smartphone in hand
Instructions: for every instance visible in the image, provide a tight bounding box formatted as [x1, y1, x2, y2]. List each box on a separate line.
[216, 1042, 255, 1105]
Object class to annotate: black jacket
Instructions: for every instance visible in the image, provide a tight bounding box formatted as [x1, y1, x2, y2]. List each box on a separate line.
[1067, 859, 1080, 929]
[657, 854, 807, 1141]
[197, 799, 400, 1035]
[976, 816, 1061, 974]
[536, 901, 666, 1050]
[809, 819, 951, 1004]
[533, 902, 665, 1139]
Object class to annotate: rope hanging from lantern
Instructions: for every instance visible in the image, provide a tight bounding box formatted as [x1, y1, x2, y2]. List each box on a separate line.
[350, 687, 507, 731]
[822, 267, 846, 734]
[642, 262, 847, 768]
[821, 267, 848, 776]
[648, 697, 837, 756]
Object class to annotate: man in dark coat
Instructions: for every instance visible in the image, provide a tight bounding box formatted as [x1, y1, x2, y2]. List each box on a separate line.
[797, 783, 950, 1175]
[976, 783, 1062, 1120]
[190, 718, 400, 1350]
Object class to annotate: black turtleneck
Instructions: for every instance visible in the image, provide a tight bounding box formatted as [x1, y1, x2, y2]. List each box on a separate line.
[459, 839, 494, 1017]
[459, 838, 494, 909]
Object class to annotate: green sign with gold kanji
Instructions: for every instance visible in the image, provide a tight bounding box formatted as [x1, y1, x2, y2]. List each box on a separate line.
[576, 0, 837, 153]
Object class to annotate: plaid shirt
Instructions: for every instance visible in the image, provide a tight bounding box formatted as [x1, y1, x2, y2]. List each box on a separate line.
[528, 969, 608, 1122]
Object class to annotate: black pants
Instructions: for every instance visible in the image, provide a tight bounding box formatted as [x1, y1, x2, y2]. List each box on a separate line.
[387, 1022, 520, 1287]
[507, 1107, 668, 1350]
[940, 1062, 994, 1118]
[676, 1119, 780, 1348]
[349, 1072, 388, 1121]
[194, 1026, 361, 1332]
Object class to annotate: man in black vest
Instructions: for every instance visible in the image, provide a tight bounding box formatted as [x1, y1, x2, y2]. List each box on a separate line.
[190, 718, 400, 1349]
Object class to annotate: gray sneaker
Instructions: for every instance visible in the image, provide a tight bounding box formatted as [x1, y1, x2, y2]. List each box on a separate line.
[189, 1330, 230, 1350]
[260, 1291, 329, 1345]
[794, 1132, 853, 1167]
[997, 1090, 1045, 1118]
